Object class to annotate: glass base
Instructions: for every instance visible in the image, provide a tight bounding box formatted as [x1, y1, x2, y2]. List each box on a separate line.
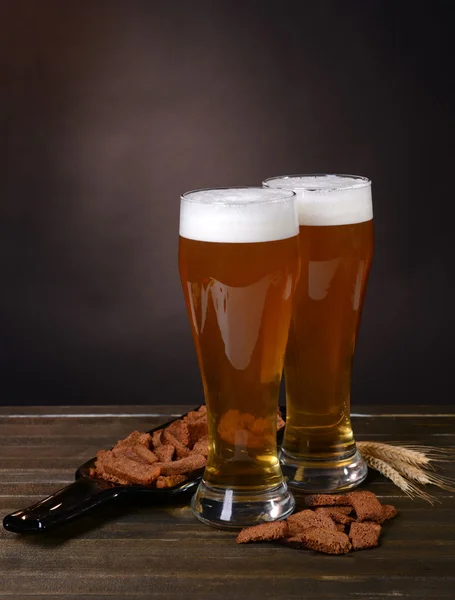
[280, 447, 368, 493]
[191, 479, 295, 530]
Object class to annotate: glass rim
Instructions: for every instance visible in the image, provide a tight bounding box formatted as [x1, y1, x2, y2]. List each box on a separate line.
[262, 173, 371, 191]
[181, 186, 296, 206]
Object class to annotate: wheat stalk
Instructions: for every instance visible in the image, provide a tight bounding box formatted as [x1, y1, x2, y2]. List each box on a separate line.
[357, 441, 455, 466]
[357, 441, 431, 467]
[358, 441, 455, 502]
[390, 459, 455, 492]
[361, 454, 437, 504]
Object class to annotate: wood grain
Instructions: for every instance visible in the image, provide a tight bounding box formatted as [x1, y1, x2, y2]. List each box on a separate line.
[0, 405, 454, 599]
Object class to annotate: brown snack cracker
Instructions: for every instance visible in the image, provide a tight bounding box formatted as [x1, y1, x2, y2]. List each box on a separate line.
[91, 407, 209, 488]
[378, 504, 398, 523]
[94, 450, 112, 465]
[328, 506, 353, 515]
[287, 509, 337, 536]
[298, 527, 352, 555]
[183, 406, 207, 423]
[237, 521, 289, 544]
[349, 521, 382, 550]
[156, 474, 188, 489]
[304, 494, 351, 507]
[279, 535, 307, 549]
[347, 491, 384, 522]
[96, 450, 161, 486]
[157, 453, 206, 475]
[217, 410, 275, 449]
[236, 490, 394, 555]
[112, 445, 143, 462]
[151, 429, 163, 449]
[131, 444, 159, 465]
[183, 410, 203, 424]
[191, 435, 209, 458]
[187, 419, 209, 445]
[91, 456, 130, 486]
[315, 507, 355, 525]
[154, 444, 175, 463]
[162, 429, 191, 458]
[166, 420, 191, 447]
[116, 431, 152, 449]
[92, 469, 130, 486]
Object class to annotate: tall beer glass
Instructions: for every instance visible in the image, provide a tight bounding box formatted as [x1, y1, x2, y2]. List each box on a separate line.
[263, 175, 373, 492]
[179, 187, 299, 528]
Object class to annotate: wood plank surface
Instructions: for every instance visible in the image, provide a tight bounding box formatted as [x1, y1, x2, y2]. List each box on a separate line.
[0, 405, 453, 599]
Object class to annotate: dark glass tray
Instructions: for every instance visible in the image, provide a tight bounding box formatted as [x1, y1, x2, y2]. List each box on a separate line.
[3, 406, 286, 535]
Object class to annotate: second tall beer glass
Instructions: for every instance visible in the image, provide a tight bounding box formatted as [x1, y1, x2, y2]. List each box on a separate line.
[179, 187, 299, 528]
[263, 175, 373, 492]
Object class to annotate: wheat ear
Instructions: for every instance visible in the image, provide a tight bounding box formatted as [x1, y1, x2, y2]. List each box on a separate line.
[361, 454, 437, 504]
[390, 459, 455, 492]
[357, 441, 455, 466]
[357, 441, 431, 467]
[393, 445, 455, 463]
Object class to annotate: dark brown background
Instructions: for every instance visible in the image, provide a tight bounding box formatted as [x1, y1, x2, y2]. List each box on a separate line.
[1, 0, 453, 406]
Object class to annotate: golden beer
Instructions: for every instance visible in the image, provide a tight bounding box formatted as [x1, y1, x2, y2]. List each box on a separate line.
[179, 187, 299, 527]
[263, 175, 373, 492]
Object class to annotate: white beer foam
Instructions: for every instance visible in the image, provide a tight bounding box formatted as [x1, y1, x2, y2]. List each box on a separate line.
[263, 175, 373, 226]
[180, 188, 298, 243]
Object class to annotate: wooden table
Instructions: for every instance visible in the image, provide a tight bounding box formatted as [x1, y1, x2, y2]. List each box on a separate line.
[0, 404, 453, 599]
